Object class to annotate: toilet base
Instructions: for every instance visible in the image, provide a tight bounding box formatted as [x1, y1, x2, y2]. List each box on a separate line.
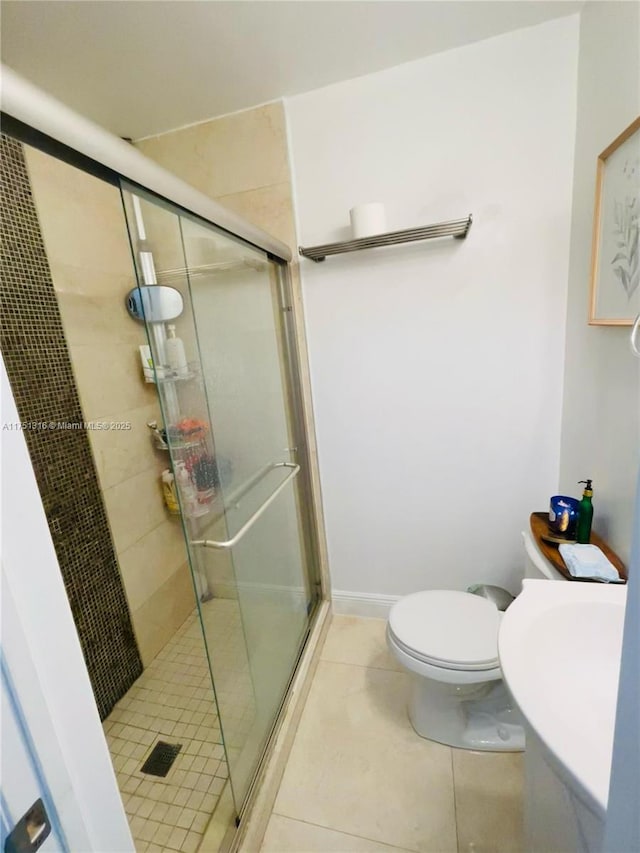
[408, 674, 525, 752]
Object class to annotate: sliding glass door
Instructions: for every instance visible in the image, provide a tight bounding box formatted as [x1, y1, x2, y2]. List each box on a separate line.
[120, 184, 319, 810]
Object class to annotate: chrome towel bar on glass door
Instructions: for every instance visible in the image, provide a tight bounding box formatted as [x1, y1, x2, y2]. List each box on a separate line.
[191, 462, 300, 550]
[631, 313, 640, 357]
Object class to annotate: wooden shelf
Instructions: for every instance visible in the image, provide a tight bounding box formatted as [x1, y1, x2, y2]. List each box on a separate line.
[530, 512, 627, 583]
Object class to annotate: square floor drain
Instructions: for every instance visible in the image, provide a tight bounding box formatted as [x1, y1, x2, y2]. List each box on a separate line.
[140, 741, 182, 777]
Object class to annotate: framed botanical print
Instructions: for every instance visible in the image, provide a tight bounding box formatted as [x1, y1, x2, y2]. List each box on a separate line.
[589, 116, 640, 325]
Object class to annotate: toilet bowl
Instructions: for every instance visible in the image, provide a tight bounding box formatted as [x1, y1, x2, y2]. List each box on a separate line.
[386, 530, 562, 752]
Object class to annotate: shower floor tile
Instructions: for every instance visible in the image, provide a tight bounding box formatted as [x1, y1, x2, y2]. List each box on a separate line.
[103, 598, 246, 853]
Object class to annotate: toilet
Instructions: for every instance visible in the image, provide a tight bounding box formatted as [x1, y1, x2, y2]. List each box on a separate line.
[386, 530, 565, 752]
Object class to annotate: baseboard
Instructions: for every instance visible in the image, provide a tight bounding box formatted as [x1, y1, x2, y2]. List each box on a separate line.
[331, 590, 401, 619]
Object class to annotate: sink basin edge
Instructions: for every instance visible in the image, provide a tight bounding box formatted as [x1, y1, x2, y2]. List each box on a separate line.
[498, 579, 626, 814]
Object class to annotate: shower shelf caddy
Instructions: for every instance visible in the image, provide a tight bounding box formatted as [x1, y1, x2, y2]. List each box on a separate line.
[299, 214, 472, 262]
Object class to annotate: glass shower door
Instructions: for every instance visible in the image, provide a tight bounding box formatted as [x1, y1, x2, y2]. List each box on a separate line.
[120, 185, 319, 811]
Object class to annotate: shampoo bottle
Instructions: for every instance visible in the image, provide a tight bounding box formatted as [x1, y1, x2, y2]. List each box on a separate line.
[175, 462, 197, 516]
[165, 324, 189, 377]
[161, 469, 179, 515]
[139, 344, 155, 383]
[175, 461, 208, 517]
[576, 479, 594, 544]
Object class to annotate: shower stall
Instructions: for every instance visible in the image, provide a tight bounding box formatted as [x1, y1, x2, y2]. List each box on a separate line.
[120, 183, 322, 810]
[0, 66, 326, 851]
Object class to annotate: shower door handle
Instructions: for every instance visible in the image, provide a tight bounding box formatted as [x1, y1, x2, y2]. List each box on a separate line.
[191, 462, 300, 550]
[631, 312, 640, 357]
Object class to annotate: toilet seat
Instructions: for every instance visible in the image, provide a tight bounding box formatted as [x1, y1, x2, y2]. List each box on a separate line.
[388, 590, 502, 671]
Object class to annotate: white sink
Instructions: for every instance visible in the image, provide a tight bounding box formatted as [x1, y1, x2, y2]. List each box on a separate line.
[498, 579, 626, 850]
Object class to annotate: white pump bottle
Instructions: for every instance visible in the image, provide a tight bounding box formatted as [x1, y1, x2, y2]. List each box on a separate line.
[165, 324, 188, 377]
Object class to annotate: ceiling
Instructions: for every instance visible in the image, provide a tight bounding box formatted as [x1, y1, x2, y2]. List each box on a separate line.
[1, 1, 581, 140]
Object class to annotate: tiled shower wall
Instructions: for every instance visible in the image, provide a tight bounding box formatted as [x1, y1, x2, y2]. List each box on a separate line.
[136, 102, 328, 599]
[0, 133, 143, 718]
[136, 104, 298, 600]
[23, 145, 195, 667]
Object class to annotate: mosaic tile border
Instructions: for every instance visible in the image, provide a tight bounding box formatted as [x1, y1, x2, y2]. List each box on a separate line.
[0, 133, 143, 717]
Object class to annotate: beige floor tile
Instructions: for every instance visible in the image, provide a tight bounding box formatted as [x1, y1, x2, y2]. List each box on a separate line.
[261, 814, 417, 852]
[182, 830, 201, 853]
[104, 600, 245, 853]
[452, 750, 524, 853]
[198, 781, 234, 851]
[321, 615, 403, 672]
[167, 825, 188, 850]
[274, 661, 456, 853]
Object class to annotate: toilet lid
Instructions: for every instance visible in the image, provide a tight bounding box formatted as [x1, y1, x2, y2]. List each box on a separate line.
[388, 590, 501, 671]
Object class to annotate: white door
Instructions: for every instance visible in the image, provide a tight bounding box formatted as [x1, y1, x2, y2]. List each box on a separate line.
[1, 355, 133, 852]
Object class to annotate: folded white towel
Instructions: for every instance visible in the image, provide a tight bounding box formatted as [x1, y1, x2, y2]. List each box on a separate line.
[558, 543, 622, 583]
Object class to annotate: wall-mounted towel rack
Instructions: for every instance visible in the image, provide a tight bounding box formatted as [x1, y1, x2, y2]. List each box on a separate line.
[299, 214, 472, 262]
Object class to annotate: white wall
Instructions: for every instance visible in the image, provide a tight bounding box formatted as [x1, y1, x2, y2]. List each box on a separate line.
[605, 473, 640, 853]
[558, 1, 640, 567]
[286, 16, 579, 599]
[565, 7, 640, 842]
[1, 356, 133, 852]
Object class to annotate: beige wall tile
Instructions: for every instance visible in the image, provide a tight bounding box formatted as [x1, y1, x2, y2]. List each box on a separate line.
[136, 101, 331, 611]
[26, 144, 197, 668]
[49, 262, 135, 299]
[103, 467, 169, 553]
[137, 102, 289, 198]
[215, 182, 296, 252]
[69, 342, 158, 421]
[87, 402, 164, 490]
[132, 564, 196, 666]
[24, 145, 133, 275]
[56, 291, 144, 346]
[25, 103, 322, 680]
[119, 519, 190, 611]
[452, 750, 524, 853]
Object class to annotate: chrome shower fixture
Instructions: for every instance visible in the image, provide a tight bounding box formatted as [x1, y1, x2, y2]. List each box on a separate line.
[126, 285, 184, 323]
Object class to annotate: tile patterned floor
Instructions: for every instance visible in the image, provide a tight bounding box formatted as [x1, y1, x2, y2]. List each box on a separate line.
[103, 602, 234, 853]
[261, 614, 524, 853]
[198, 597, 256, 753]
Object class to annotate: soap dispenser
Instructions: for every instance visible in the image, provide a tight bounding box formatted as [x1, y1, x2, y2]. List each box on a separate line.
[576, 479, 594, 544]
[165, 324, 189, 377]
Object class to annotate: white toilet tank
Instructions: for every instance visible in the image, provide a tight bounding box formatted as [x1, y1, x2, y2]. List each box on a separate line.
[522, 531, 566, 582]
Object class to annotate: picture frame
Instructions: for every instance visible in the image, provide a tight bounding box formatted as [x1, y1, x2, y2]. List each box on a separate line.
[589, 116, 640, 325]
